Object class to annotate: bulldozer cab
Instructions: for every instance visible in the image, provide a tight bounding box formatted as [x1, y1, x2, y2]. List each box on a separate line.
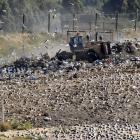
[67, 30, 87, 43]
[67, 31, 88, 52]
[69, 35, 84, 52]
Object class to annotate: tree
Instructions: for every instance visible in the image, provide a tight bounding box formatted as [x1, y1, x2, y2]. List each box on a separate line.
[103, 0, 140, 13]
[127, 0, 140, 12]
[62, 0, 84, 13]
[0, 0, 10, 15]
[36, 0, 60, 11]
[82, 0, 96, 6]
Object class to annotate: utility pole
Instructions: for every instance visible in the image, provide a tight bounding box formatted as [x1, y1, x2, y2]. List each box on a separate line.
[134, 9, 139, 31]
[48, 11, 51, 33]
[115, 11, 119, 32]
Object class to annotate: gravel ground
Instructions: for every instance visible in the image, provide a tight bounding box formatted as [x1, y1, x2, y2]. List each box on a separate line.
[0, 63, 140, 125]
[0, 58, 140, 139]
[0, 124, 140, 139]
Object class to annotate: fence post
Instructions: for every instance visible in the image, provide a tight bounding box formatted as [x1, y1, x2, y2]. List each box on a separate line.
[22, 14, 25, 33]
[115, 11, 118, 32]
[48, 11, 51, 32]
[95, 13, 98, 28]
[22, 13, 25, 57]
[95, 13, 98, 41]
[134, 9, 139, 31]
[103, 22, 105, 32]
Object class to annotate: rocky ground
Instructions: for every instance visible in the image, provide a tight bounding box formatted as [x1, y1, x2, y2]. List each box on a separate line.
[0, 63, 140, 126]
[0, 123, 140, 139]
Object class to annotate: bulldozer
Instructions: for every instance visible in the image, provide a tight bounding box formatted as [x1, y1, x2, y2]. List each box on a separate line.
[68, 30, 112, 62]
[55, 30, 139, 63]
[56, 30, 113, 62]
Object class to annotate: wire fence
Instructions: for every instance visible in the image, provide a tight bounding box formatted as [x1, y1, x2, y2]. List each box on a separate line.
[0, 11, 139, 34]
[61, 12, 140, 32]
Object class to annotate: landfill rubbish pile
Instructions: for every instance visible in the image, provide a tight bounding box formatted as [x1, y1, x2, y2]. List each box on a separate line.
[0, 46, 140, 139]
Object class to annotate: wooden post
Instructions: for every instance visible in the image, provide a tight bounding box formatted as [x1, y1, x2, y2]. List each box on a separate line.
[89, 22, 92, 31]
[95, 13, 98, 41]
[48, 11, 51, 33]
[103, 22, 105, 32]
[22, 13, 25, 57]
[115, 11, 118, 32]
[134, 9, 139, 31]
[22, 14, 25, 33]
[95, 32, 98, 41]
[95, 13, 98, 27]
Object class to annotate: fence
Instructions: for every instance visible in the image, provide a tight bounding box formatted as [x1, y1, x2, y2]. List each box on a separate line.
[61, 12, 140, 32]
[0, 11, 139, 34]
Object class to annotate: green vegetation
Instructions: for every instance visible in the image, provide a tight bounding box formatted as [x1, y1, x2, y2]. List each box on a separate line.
[0, 120, 33, 132]
[0, 136, 32, 140]
[12, 137, 32, 140]
[103, 0, 140, 13]
[62, 0, 84, 12]
[10, 119, 33, 130]
[0, 135, 43, 140]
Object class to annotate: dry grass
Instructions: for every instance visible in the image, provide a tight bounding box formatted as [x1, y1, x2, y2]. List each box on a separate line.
[0, 33, 50, 57]
[0, 123, 11, 132]
[0, 137, 32, 140]
[124, 28, 140, 40]
[0, 33, 64, 59]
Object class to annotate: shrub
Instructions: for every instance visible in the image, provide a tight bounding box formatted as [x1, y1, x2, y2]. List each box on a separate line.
[10, 119, 33, 130]
[10, 119, 19, 129]
[37, 136, 43, 140]
[17, 122, 32, 130]
[14, 137, 32, 140]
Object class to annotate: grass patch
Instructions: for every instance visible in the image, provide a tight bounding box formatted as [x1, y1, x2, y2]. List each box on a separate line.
[0, 33, 49, 57]
[0, 136, 32, 140]
[10, 119, 32, 130]
[0, 119, 33, 132]
[12, 137, 32, 140]
[15, 122, 32, 130]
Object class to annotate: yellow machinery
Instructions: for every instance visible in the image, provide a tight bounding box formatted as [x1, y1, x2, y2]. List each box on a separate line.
[67, 30, 112, 61]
